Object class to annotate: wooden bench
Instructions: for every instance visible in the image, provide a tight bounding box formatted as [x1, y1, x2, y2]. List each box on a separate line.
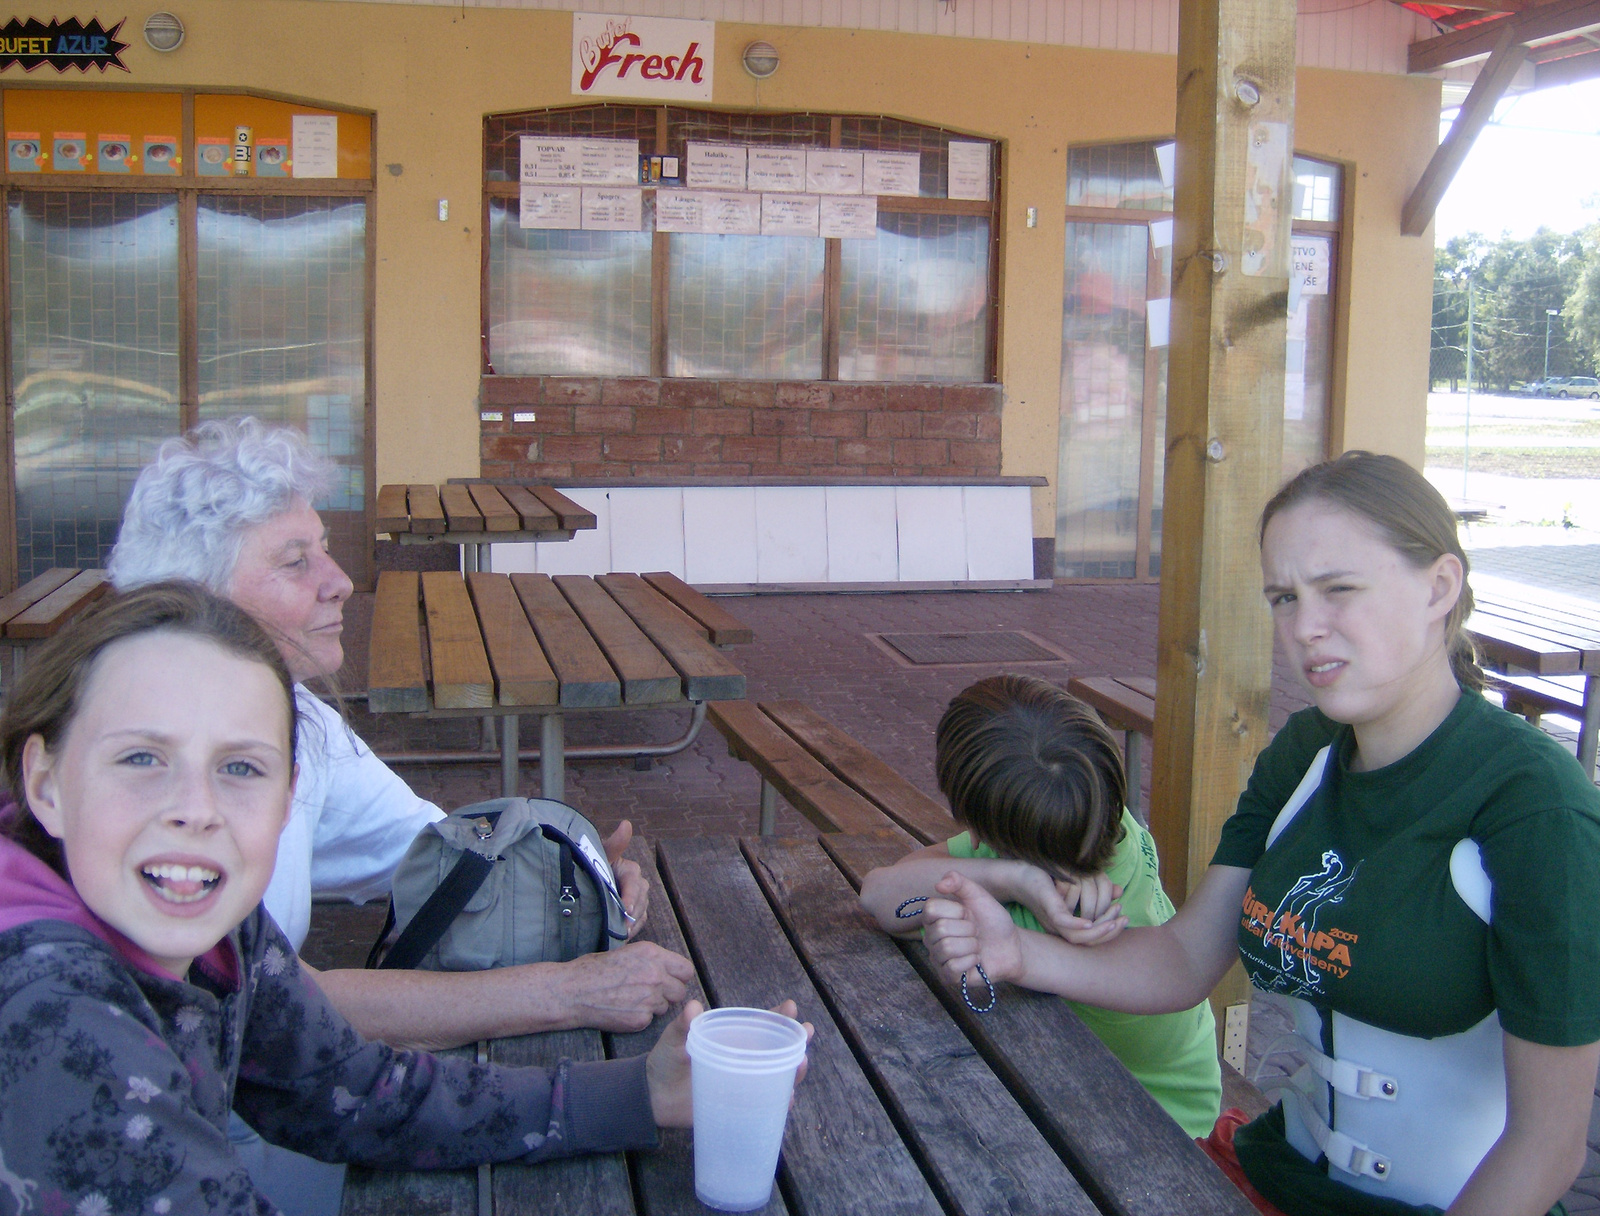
[377, 482, 596, 541]
[1488, 672, 1587, 728]
[708, 699, 958, 845]
[1066, 675, 1156, 816]
[0, 568, 112, 682]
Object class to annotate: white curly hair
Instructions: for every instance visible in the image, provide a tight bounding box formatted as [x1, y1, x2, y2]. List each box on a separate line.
[109, 417, 336, 594]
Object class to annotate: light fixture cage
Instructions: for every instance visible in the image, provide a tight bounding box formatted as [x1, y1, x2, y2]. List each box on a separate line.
[143, 12, 185, 52]
[742, 41, 780, 79]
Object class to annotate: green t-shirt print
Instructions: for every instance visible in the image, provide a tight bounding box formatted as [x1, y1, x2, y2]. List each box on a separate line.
[948, 810, 1222, 1138]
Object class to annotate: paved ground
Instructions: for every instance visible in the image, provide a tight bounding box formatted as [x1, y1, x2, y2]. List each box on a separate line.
[317, 547, 1599, 1207]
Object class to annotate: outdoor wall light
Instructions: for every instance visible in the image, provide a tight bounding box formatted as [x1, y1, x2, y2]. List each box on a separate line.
[742, 41, 780, 79]
[143, 12, 185, 52]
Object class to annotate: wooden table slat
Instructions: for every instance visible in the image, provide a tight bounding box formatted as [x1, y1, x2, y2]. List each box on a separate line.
[1117, 675, 1158, 698]
[655, 836, 944, 1216]
[421, 571, 494, 709]
[641, 571, 756, 646]
[747, 835, 1102, 1216]
[0, 567, 80, 629]
[3, 569, 110, 639]
[708, 701, 915, 838]
[1476, 594, 1600, 635]
[760, 700, 956, 845]
[408, 484, 447, 535]
[1467, 621, 1583, 676]
[509, 574, 622, 708]
[467, 483, 523, 533]
[598, 573, 746, 702]
[820, 833, 1256, 1216]
[368, 571, 429, 712]
[466, 572, 559, 706]
[497, 484, 561, 532]
[529, 486, 599, 531]
[376, 483, 411, 534]
[342, 1048, 477, 1216]
[1470, 605, 1600, 658]
[439, 484, 486, 533]
[555, 575, 680, 706]
[1071, 675, 1157, 734]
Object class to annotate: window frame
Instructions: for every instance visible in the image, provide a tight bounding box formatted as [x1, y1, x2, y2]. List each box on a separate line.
[481, 104, 1001, 384]
[0, 85, 377, 591]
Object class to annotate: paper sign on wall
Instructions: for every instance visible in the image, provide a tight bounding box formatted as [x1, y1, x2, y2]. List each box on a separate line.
[1146, 298, 1171, 348]
[1292, 235, 1330, 295]
[819, 195, 878, 239]
[521, 137, 639, 186]
[746, 147, 807, 192]
[572, 14, 713, 102]
[862, 151, 921, 196]
[761, 193, 820, 237]
[947, 141, 991, 201]
[703, 192, 761, 235]
[291, 114, 338, 179]
[520, 185, 582, 229]
[805, 150, 863, 195]
[1149, 217, 1173, 250]
[582, 187, 642, 230]
[687, 142, 747, 190]
[655, 188, 705, 233]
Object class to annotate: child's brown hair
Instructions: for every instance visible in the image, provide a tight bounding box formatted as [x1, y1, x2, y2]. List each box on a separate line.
[935, 674, 1126, 877]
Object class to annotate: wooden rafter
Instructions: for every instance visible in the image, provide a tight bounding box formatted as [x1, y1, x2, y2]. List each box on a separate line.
[1408, 0, 1600, 71]
[1534, 44, 1600, 82]
[1402, 23, 1527, 235]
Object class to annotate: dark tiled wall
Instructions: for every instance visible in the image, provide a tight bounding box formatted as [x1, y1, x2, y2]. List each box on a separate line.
[479, 377, 1003, 480]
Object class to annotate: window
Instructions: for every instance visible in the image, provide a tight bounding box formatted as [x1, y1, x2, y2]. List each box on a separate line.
[1, 89, 374, 586]
[483, 105, 998, 383]
[1056, 141, 1342, 580]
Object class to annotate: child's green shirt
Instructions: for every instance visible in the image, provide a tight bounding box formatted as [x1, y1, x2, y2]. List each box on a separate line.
[947, 810, 1222, 1137]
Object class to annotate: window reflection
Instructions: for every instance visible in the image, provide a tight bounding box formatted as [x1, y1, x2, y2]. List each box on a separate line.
[667, 234, 823, 380]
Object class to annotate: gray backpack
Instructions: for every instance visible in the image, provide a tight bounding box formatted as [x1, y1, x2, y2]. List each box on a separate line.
[367, 797, 629, 971]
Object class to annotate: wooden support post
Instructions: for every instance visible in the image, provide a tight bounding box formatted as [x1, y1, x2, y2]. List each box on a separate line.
[1154, 0, 1296, 1024]
[1401, 26, 1527, 238]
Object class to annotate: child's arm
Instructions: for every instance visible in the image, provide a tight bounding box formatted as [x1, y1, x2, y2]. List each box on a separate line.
[859, 843, 1126, 944]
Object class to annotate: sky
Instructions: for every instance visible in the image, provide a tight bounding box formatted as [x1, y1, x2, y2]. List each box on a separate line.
[1432, 75, 1600, 244]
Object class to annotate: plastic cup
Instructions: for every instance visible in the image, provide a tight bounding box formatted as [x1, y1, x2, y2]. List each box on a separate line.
[685, 1007, 808, 1212]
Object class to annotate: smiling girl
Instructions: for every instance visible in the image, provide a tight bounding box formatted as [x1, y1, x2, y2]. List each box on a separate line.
[0, 582, 744, 1214]
[919, 452, 1600, 1216]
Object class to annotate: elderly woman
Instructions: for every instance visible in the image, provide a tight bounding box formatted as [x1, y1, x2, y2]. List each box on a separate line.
[109, 418, 694, 1213]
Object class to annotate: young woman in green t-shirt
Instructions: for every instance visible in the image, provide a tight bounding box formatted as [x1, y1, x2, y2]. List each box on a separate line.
[918, 452, 1600, 1216]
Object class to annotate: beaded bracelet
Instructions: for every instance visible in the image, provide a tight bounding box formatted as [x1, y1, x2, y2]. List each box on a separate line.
[893, 895, 996, 1014]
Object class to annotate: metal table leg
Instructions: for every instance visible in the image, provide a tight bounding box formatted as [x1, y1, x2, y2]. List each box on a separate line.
[759, 779, 778, 835]
[1580, 673, 1598, 779]
[541, 713, 565, 802]
[500, 714, 519, 798]
[1124, 731, 1143, 818]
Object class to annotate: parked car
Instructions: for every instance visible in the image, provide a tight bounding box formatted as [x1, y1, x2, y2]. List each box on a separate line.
[1555, 377, 1600, 399]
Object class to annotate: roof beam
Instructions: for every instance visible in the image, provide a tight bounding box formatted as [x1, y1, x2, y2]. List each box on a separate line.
[1534, 44, 1600, 82]
[1403, 23, 1527, 235]
[1408, 0, 1600, 72]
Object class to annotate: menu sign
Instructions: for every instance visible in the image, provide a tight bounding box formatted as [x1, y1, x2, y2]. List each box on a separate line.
[746, 146, 807, 193]
[761, 193, 820, 237]
[581, 186, 643, 230]
[686, 142, 747, 190]
[819, 195, 878, 239]
[947, 141, 992, 201]
[655, 189, 705, 233]
[805, 150, 863, 195]
[703, 192, 760, 236]
[521, 136, 639, 186]
[520, 186, 582, 229]
[862, 151, 921, 197]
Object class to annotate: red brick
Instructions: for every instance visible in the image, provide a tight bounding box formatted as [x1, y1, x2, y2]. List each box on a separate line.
[862, 465, 895, 476]
[828, 384, 886, 412]
[526, 462, 572, 480]
[976, 414, 1002, 441]
[661, 379, 721, 408]
[833, 465, 866, 476]
[838, 439, 894, 465]
[543, 377, 602, 405]
[571, 461, 633, 479]
[866, 412, 921, 439]
[949, 441, 1001, 471]
[482, 435, 535, 462]
[541, 434, 603, 463]
[810, 411, 864, 439]
[893, 439, 948, 467]
[602, 435, 662, 461]
[721, 381, 777, 408]
[722, 436, 781, 464]
[886, 384, 941, 413]
[574, 406, 636, 433]
[753, 411, 810, 437]
[781, 436, 836, 465]
[635, 406, 692, 434]
[691, 408, 752, 436]
[481, 376, 541, 406]
[654, 462, 697, 477]
[480, 461, 515, 480]
[921, 413, 977, 440]
[775, 383, 832, 410]
[509, 405, 573, 433]
[663, 435, 723, 462]
[750, 463, 788, 478]
[706, 462, 750, 476]
[943, 384, 1003, 414]
[601, 377, 660, 406]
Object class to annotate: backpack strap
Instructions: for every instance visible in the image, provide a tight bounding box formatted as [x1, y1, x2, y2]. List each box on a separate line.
[540, 823, 623, 959]
[374, 850, 496, 970]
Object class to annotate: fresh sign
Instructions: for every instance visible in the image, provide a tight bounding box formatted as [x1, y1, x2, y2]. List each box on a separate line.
[572, 14, 713, 102]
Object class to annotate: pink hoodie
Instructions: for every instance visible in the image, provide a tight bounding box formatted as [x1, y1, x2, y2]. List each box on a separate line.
[0, 800, 237, 986]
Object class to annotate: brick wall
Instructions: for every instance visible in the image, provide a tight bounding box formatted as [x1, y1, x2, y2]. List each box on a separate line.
[479, 377, 1002, 480]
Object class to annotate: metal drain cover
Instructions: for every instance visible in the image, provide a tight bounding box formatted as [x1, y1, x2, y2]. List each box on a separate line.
[877, 631, 1069, 666]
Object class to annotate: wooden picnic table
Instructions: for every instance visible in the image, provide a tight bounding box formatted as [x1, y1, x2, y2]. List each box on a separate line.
[366, 569, 751, 800]
[1467, 575, 1600, 776]
[343, 832, 1253, 1216]
[0, 568, 111, 678]
[376, 482, 598, 571]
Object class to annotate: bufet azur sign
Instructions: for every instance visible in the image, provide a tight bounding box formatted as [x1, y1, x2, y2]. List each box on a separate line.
[572, 14, 713, 102]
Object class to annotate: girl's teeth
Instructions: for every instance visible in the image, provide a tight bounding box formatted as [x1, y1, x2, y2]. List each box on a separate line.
[142, 863, 220, 903]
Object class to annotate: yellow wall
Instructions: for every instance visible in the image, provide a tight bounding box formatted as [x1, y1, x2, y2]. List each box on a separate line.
[61, 1, 1440, 529]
